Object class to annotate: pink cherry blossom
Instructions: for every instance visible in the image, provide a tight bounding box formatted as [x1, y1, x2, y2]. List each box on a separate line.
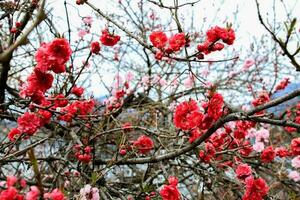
[288, 171, 300, 182]
[255, 128, 270, 142]
[243, 59, 255, 70]
[291, 156, 300, 169]
[159, 78, 167, 86]
[25, 186, 40, 200]
[83, 16, 93, 25]
[184, 73, 195, 88]
[141, 75, 150, 86]
[79, 184, 100, 200]
[125, 72, 134, 81]
[253, 141, 265, 152]
[78, 29, 87, 38]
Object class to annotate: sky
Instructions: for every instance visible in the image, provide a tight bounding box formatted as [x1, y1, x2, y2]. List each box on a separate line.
[45, 0, 300, 98]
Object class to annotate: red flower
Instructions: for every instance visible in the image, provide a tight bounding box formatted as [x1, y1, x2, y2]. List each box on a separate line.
[206, 26, 234, 43]
[71, 86, 84, 97]
[6, 176, 18, 187]
[211, 42, 224, 51]
[159, 176, 181, 200]
[122, 122, 132, 131]
[251, 91, 270, 115]
[235, 163, 252, 180]
[210, 133, 224, 148]
[149, 31, 168, 49]
[173, 100, 203, 130]
[196, 26, 235, 58]
[168, 176, 178, 186]
[100, 30, 120, 46]
[77, 154, 92, 163]
[199, 142, 216, 163]
[251, 91, 270, 107]
[168, 33, 186, 51]
[10, 27, 18, 34]
[242, 176, 269, 200]
[205, 142, 216, 157]
[207, 93, 224, 121]
[17, 112, 41, 135]
[197, 42, 210, 53]
[275, 147, 290, 157]
[222, 28, 235, 45]
[285, 126, 297, 133]
[291, 138, 300, 155]
[115, 89, 125, 99]
[44, 188, 65, 200]
[47, 38, 72, 64]
[189, 128, 202, 143]
[239, 140, 253, 156]
[233, 129, 247, 140]
[206, 26, 221, 42]
[37, 109, 52, 126]
[155, 50, 164, 60]
[54, 94, 68, 108]
[260, 146, 275, 163]
[90, 41, 101, 54]
[35, 38, 72, 73]
[275, 78, 290, 92]
[119, 149, 127, 155]
[0, 187, 20, 200]
[133, 135, 154, 154]
[57, 99, 95, 122]
[27, 70, 54, 93]
[8, 128, 21, 141]
[15, 22, 22, 28]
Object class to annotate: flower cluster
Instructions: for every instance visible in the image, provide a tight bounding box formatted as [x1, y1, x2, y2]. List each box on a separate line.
[159, 176, 181, 200]
[199, 142, 216, 163]
[19, 38, 71, 105]
[8, 110, 51, 141]
[246, 128, 270, 152]
[173, 99, 203, 131]
[0, 175, 65, 200]
[0, 176, 26, 200]
[242, 176, 269, 200]
[79, 184, 99, 200]
[149, 31, 187, 60]
[71, 85, 84, 97]
[100, 29, 120, 46]
[35, 38, 72, 73]
[78, 16, 93, 39]
[57, 99, 95, 122]
[275, 78, 290, 92]
[133, 135, 154, 154]
[90, 41, 101, 54]
[197, 26, 235, 58]
[260, 146, 276, 163]
[74, 144, 92, 163]
[173, 92, 224, 141]
[235, 163, 252, 180]
[291, 138, 300, 156]
[251, 91, 270, 115]
[288, 170, 300, 182]
[44, 188, 66, 200]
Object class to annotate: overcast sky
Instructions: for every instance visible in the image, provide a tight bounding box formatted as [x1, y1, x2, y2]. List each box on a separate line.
[46, 0, 300, 97]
